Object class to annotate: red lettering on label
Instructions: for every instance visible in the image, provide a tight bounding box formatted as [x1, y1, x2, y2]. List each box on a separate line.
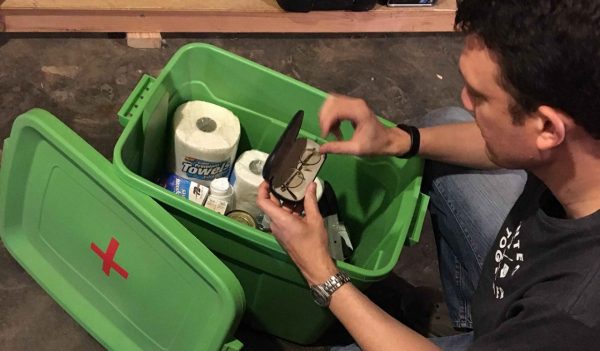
[91, 237, 129, 279]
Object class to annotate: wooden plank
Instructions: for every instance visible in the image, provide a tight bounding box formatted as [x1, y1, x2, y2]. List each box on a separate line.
[1, 0, 455, 12]
[0, 0, 279, 11]
[126, 32, 162, 49]
[0, 0, 457, 33]
[1, 11, 456, 33]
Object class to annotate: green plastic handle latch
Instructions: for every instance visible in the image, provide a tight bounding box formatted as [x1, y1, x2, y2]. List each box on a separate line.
[117, 74, 156, 127]
[405, 192, 430, 246]
[221, 339, 244, 351]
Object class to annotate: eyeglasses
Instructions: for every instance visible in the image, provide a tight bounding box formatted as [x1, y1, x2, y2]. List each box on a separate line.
[263, 110, 327, 202]
[279, 148, 322, 201]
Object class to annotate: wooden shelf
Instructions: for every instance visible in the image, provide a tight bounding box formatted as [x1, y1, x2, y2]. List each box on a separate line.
[0, 0, 456, 33]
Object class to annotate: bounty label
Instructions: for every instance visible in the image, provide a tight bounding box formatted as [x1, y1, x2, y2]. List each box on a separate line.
[181, 156, 231, 181]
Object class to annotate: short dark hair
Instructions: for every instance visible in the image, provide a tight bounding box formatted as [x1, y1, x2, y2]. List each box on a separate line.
[455, 0, 600, 139]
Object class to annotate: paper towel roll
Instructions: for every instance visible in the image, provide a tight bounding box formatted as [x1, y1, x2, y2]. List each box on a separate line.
[231, 150, 269, 218]
[171, 101, 240, 187]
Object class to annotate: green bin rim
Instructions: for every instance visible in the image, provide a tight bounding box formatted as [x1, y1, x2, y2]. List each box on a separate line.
[112, 42, 427, 282]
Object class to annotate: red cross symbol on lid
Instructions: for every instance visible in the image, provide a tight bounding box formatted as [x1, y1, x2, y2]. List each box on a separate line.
[91, 237, 129, 279]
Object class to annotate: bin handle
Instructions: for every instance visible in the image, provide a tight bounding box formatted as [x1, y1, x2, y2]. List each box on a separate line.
[405, 192, 430, 246]
[221, 339, 244, 351]
[117, 74, 156, 127]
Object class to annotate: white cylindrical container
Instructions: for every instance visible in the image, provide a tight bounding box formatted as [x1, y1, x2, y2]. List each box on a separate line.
[207, 177, 234, 213]
[170, 101, 241, 187]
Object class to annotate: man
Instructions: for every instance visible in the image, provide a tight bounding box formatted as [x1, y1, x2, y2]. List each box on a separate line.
[257, 0, 600, 349]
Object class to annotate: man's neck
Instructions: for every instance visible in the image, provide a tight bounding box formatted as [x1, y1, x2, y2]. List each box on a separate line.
[533, 136, 600, 219]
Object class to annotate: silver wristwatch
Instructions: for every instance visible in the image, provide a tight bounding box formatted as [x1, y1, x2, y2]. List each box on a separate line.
[310, 271, 351, 307]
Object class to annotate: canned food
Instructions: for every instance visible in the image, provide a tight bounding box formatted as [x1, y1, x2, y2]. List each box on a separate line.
[226, 210, 257, 228]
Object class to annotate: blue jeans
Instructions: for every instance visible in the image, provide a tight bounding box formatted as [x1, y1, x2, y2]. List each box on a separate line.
[421, 107, 526, 331]
[331, 107, 527, 351]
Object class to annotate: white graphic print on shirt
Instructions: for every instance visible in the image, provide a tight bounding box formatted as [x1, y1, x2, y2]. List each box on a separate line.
[492, 222, 524, 300]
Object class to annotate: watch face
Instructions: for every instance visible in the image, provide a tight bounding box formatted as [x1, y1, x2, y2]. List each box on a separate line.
[310, 285, 330, 307]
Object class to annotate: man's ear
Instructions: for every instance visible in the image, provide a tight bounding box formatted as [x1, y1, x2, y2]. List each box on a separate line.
[533, 105, 568, 151]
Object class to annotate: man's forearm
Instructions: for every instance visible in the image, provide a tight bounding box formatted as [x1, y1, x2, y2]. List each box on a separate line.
[387, 121, 497, 169]
[329, 283, 441, 351]
[419, 122, 498, 169]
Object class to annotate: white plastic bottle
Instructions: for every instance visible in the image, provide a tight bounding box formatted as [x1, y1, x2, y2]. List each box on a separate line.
[205, 177, 234, 214]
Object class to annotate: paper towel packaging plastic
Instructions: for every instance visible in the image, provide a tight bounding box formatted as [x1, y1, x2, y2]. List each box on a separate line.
[262, 110, 326, 202]
[231, 150, 269, 218]
[160, 173, 209, 206]
[171, 101, 241, 187]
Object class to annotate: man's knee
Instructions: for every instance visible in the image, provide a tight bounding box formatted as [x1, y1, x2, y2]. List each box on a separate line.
[418, 107, 473, 128]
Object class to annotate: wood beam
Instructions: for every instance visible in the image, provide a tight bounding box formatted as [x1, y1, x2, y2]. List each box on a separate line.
[0, 0, 456, 33]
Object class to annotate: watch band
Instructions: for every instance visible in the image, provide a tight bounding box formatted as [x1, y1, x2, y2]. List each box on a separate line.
[322, 271, 351, 295]
[310, 271, 351, 307]
[396, 123, 420, 158]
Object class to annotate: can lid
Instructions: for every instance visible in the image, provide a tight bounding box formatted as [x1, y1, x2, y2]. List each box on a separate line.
[210, 177, 231, 196]
[227, 210, 257, 228]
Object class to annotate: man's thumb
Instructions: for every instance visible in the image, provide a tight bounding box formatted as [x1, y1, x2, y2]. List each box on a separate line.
[304, 182, 321, 219]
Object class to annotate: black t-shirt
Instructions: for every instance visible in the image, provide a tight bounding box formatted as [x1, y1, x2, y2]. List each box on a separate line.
[470, 175, 600, 350]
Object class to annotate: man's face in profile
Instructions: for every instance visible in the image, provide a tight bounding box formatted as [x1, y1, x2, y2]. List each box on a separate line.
[459, 35, 540, 169]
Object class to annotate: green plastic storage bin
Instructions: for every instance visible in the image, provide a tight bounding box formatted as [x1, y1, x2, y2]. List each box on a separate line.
[0, 109, 245, 351]
[113, 43, 429, 344]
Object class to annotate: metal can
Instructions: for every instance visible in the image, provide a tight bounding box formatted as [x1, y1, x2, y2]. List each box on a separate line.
[226, 210, 257, 228]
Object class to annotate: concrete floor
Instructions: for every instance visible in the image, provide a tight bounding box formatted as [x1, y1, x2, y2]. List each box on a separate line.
[0, 32, 464, 350]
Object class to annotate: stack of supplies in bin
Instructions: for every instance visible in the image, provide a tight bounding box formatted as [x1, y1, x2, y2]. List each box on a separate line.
[160, 100, 239, 215]
[159, 103, 353, 260]
[160, 99, 270, 225]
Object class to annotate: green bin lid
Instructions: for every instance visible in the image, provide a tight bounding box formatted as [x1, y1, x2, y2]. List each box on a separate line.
[0, 109, 245, 351]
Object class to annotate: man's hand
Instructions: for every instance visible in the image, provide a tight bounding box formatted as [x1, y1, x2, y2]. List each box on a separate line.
[257, 185, 441, 351]
[319, 94, 410, 156]
[256, 182, 338, 285]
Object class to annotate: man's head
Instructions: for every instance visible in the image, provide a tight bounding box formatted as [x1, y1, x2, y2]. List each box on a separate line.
[454, 0, 600, 168]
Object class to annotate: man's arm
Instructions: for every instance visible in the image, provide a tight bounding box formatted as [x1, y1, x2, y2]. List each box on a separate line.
[418, 122, 497, 169]
[256, 182, 441, 351]
[330, 283, 441, 351]
[319, 95, 498, 169]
